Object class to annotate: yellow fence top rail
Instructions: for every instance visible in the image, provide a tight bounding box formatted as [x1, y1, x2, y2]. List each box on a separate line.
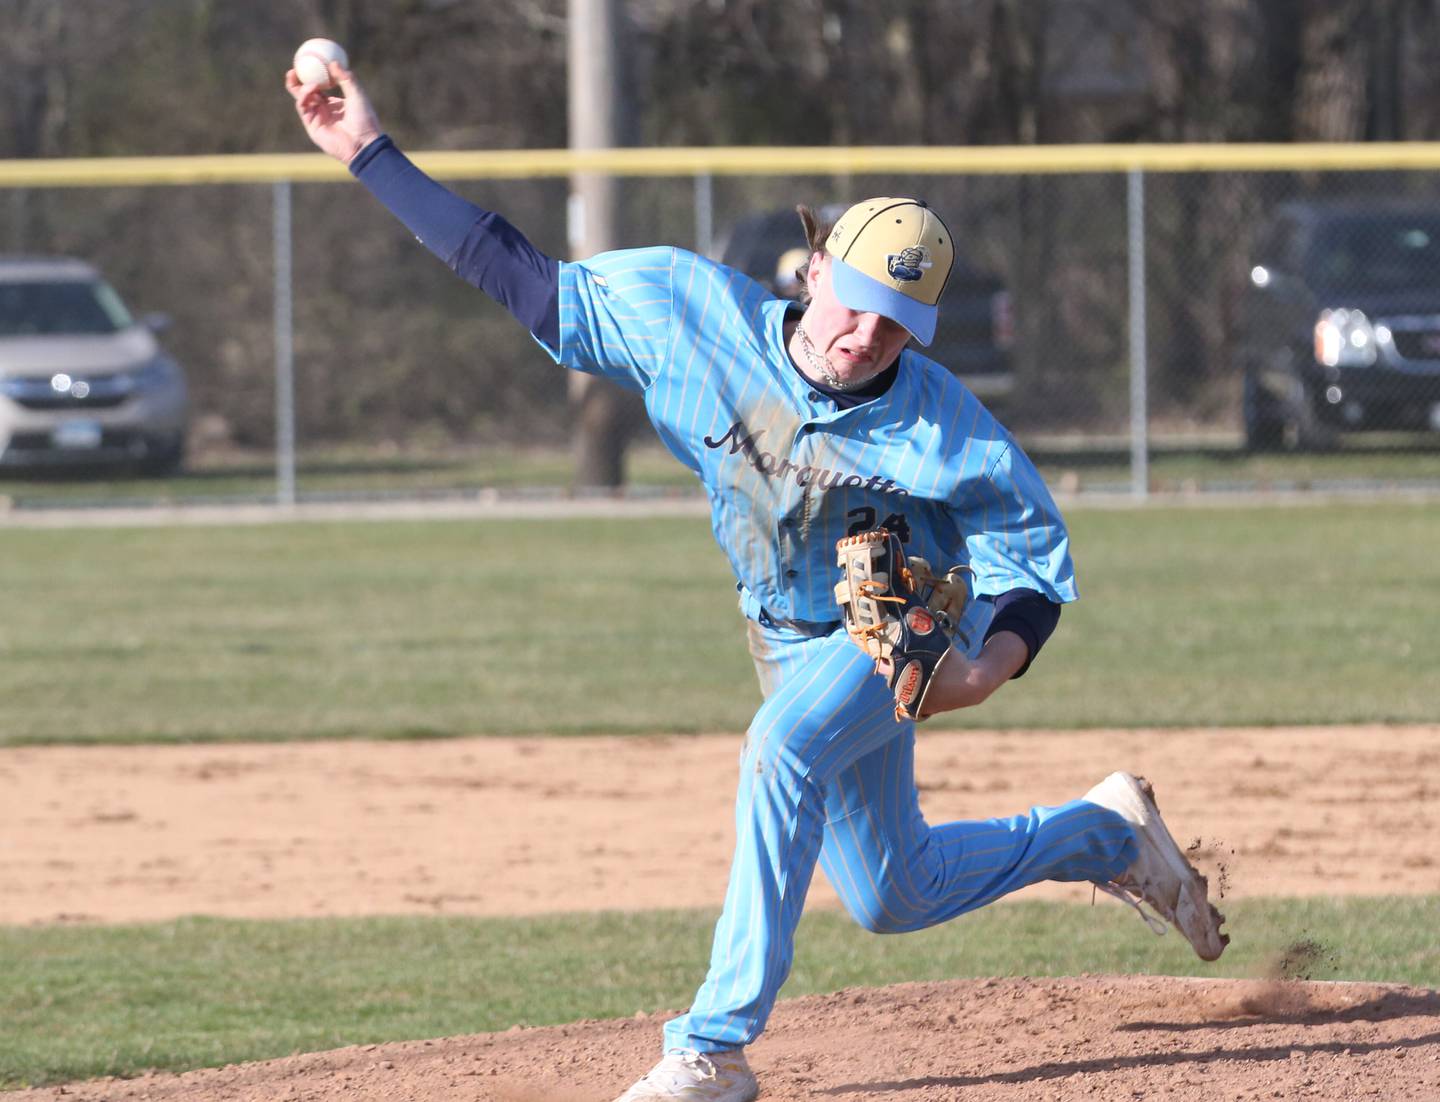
[7, 142, 1440, 187]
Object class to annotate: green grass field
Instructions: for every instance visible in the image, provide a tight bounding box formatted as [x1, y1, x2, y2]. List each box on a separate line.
[4, 897, 1437, 1089]
[3, 436, 1440, 508]
[1, 500, 1437, 743]
[3, 498, 1437, 1091]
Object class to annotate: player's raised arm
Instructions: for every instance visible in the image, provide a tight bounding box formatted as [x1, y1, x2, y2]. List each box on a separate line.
[283, 51, 560, 346]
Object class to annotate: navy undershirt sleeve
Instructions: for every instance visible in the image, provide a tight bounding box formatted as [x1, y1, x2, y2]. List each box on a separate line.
[348, 135, 560, 346]
[984, 589, 1062, 679]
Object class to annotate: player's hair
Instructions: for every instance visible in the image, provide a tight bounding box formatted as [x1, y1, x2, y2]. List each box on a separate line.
[792, 204, 836, 304]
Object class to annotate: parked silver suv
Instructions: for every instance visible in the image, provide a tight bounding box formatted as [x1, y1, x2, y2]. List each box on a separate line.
[0, 257, 187, 475]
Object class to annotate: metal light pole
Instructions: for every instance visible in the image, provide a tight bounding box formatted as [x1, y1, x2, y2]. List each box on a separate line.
[1127, 167, 1148, 501]
[273, 179, 296, 508]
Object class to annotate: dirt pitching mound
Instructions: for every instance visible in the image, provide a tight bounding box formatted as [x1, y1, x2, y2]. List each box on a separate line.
[8, 726, 1439, 926]
[17, 976, 1439, 1102]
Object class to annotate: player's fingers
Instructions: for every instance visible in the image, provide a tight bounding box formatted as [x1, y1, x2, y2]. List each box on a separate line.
[334, 65, 367, 100]
[331, 65, 382, 144]
[286, 71, 328, 110]
[292, 90, 319, 121]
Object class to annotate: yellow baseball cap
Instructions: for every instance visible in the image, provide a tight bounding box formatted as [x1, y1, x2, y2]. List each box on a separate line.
[824, 197, 955, 345]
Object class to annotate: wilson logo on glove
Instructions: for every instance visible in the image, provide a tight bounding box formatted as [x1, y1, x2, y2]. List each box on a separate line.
[895, 661, 925, 709]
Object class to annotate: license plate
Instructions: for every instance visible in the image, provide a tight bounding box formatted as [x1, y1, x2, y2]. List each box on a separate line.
[52, 420, 103, 449]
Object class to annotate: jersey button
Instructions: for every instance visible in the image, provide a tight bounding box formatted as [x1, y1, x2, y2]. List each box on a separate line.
[808, 391, 822, 402]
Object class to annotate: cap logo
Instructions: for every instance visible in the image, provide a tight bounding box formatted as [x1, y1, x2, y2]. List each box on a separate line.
[887, 246, 932, 283]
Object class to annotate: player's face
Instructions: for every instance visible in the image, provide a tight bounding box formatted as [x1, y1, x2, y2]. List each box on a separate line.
[799, 254, 912, 386]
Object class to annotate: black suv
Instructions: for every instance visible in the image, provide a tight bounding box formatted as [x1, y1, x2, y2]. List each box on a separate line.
[1239, 199, 1440, 450]
[717, 205, 1014, 407]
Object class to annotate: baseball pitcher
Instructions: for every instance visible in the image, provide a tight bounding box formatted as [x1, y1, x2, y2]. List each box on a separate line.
[289, 59, 1228, 1102]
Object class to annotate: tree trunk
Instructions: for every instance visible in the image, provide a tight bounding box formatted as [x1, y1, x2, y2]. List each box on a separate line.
[1293, 0, 1372, 140]
[569, 374, 633, 488]
[567, 0, 636, 489]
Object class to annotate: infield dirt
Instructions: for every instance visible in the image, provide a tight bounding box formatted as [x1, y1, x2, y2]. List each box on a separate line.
[5, 724, 1439, 1100]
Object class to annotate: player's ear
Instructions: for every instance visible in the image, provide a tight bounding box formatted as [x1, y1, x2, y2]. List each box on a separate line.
[805, 251, 826, 297]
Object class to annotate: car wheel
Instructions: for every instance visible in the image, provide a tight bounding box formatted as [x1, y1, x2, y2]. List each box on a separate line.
[1281, 378, 1338, 453]
[1241, 370, 1283, 452]
[138, 434, 186, 478]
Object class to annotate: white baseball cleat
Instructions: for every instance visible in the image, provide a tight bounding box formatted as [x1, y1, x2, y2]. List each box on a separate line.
[1084, 771, 1230, 962]
[611, 1048, 759, 1102]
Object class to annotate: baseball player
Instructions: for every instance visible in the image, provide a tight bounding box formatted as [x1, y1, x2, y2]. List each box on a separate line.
[289, 62, 1228, 1102]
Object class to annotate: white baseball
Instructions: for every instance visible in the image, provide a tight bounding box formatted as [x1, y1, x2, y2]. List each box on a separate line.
[293, 38, 348, 88]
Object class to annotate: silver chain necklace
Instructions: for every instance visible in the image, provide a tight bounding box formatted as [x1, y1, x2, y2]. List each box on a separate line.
[794, 322, 866, 392]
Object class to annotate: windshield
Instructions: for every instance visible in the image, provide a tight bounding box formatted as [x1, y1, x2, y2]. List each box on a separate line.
[0, 280, 135, 336]
[1308, 214, 1440, 292]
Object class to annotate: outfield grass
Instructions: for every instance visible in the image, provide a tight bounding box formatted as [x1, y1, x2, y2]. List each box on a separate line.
[4, 437, 1440, 507]
[1026, 434, 1440, 493]
[1, 501, 1436, 744]
[2, 896, 1435, 1089]
[0, 445, 697, 507]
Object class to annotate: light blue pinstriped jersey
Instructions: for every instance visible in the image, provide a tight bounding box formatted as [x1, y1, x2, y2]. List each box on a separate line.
[538, 246, 1077, 636]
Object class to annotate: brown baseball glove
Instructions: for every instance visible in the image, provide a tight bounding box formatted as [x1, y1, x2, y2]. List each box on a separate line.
[834, 528, 970, 721]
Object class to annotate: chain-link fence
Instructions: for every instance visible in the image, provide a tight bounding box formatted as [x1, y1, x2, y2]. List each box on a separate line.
[5, 147, 1440, 504]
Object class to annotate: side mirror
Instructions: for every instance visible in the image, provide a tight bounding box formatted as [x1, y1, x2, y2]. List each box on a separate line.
[141, 311, 173, 334]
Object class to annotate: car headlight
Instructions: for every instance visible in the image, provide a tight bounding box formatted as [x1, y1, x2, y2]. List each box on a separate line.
[1314, 308, 1378, 368]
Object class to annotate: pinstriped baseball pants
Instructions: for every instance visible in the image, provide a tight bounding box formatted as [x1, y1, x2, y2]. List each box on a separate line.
[661, 621, 1139, 1054]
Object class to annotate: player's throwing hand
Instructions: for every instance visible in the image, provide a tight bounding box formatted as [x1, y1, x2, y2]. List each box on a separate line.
[285, 61, 382, 165]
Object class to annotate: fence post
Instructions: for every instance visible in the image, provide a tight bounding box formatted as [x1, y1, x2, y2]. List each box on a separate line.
[694, 171, 713, 258]
[1127, 167, 1149, 501]
[273, 179, 296, 508]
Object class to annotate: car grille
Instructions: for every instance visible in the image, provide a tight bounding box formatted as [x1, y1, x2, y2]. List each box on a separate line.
[1, 373, 133, 410]
[1379, 313, 1440, 364]
[1389, 328, 1440, 362]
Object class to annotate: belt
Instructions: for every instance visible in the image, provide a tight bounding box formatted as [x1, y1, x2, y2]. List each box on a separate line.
[755, 608, 843, 637]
